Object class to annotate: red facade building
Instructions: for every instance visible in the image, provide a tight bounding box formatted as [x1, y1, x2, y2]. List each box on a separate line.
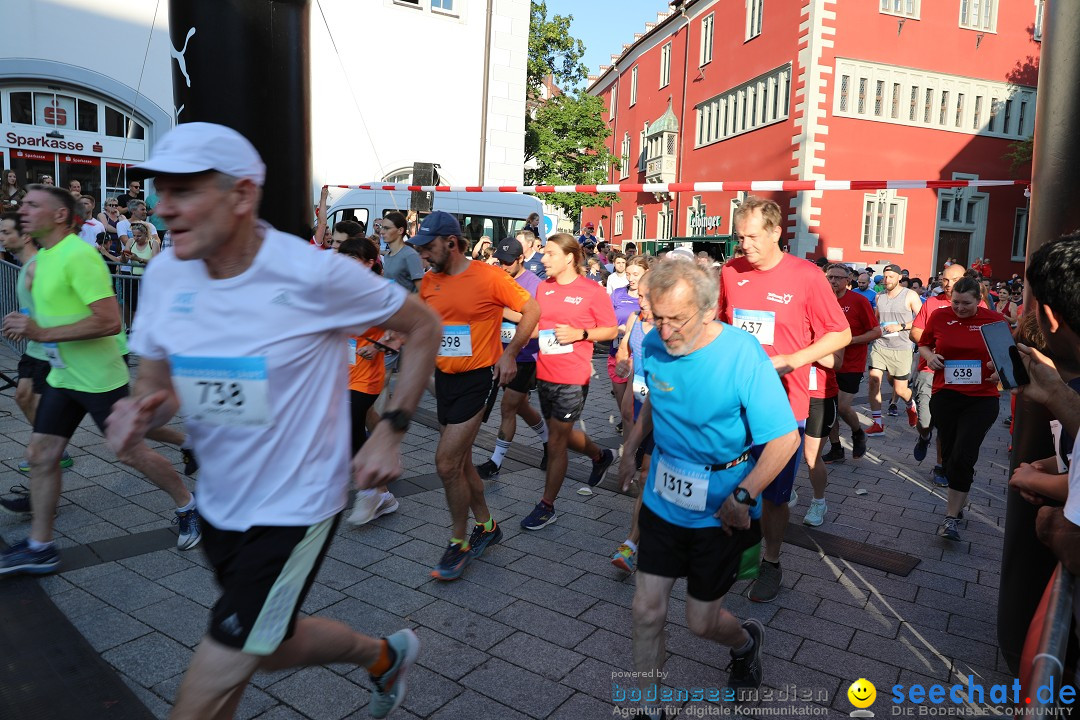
[581, 0, 1042, 279]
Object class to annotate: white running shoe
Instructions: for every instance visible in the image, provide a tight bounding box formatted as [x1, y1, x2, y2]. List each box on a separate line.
[347, 490, 383, 526]
[803, 498, 827, 527]
[373, 492, 399, 519]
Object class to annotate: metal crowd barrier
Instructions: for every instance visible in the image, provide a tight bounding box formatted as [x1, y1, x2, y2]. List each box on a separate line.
[0, 258, 142, 364]
[1029, 565, 1077, 711]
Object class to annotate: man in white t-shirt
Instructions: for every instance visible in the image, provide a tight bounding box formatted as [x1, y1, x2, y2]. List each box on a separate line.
[104, 123, 442, 720]
[77, 196, 105, 246]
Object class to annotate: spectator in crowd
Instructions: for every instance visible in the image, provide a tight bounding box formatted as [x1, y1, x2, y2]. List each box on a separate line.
[97, 196, 122, 247]
[586, 257, 608, 286]
[578, 221, 598, 246]
[116, 179, 142, 213]
[118, 200, 155, 248]
[1007, 236, 1080, 576]
[519, 228, 546, 279]
[144, 186, 169, 237]
[996, 285, 1022, 328]
[606, 252, 628, 294]
[124, 221, 158, 276]
[524, 211, 541, 238]
[330, 220, 364, 251]
[67, 179, 82, 200]
[2, 169, 25, 212]
[471, 237, 493, 260]
[381, 211, 423, 293]
[77, 196, 105, 246]
[38, 174, 54, 186]
[980, 257, 994, 278]
[695, 251, 713, 269]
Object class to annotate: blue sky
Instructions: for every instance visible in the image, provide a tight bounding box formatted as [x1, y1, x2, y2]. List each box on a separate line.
[541, 0, 672, 85]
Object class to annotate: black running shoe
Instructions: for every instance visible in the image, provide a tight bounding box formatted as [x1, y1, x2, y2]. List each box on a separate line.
[477, 460, 500, 480]
[469, 520, 503, 558]
[181, 448, 199, 476]
[821, 445, 845, 464]
[727, 619, 765, 699]
[589, 449, 615, 487]
[851, 430, 867, 459]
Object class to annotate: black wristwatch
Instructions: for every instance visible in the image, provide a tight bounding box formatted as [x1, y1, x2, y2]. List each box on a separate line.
[733, 487, 757, 507]
[380, 409, 412, 433]
[581, 328, 589, 341]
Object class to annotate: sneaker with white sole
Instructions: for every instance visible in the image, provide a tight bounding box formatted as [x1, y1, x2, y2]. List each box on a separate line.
[938, 516, 961, 541]
[347, 489, 384, 526]
[174, 502, 201, 551]
[368, 629, 420, 719]
[373, 492, 399, 519]
[803, 498, 827, 527]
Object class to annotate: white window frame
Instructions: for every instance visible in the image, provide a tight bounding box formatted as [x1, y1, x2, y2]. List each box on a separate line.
[694, 64, 790, 147]
[430, 0, 457, 15]
[1034, 0, 1045, 41]
[630, 66, 638, 106]
[657, 202, 673, 240]
[639, 123, 648, 172]
[633, 207, 647, 240]
[959, 0, 997, 32]
[832, 59, 1033, 140]
[861, 189, 907, 253]
[609, 82, 617, 119]
[660, 43, 671, 88]
[746, 0, 763, 41]
[620, 133, 631, 179]
[614, 211, 625, 236]
[700, 13, 714, 66]
[1011, 208, 1028, 261]
[688, 195, 705, 235]
[879, 0, 920, 20]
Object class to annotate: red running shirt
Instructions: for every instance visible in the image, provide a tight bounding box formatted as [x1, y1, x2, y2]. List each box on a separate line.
[809, 362, 838, 399]
[912, 294, 988, 373]
[836, 289, 877, 374]
[719, 255, 849, 420]
[918, 306, 1006, 397]
[536, 275, 617, 386]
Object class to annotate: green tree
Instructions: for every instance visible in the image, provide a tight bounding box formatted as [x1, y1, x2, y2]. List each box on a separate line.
[526, 1, 617, 218]
[527, 0, 586, 99]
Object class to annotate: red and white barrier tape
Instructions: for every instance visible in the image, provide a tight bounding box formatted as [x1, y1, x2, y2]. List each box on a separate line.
[324, 179, 1029, 194]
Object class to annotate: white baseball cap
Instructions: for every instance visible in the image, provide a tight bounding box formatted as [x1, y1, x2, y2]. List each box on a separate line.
[666, 247, 695, 262]
[131, 122, 266, 186]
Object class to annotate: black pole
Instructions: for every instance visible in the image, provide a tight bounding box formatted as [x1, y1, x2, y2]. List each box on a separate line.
[998, 0, 1080, 673]
[168, 0, 311, 238]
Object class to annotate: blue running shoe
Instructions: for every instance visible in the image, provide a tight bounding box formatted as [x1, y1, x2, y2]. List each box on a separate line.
[469, 520, 502, 558]
[520, 501, 557, 530]
[369, 629, 420, 719]
[174, 502, 202, 551]
[931, 465, 948, 488]
[431, 542, 472, 580]
[0, 539, 60, 575]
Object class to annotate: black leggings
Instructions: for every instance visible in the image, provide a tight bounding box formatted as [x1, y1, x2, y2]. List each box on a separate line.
[349, 390, 379, 455]
[930, 390, 998, 493]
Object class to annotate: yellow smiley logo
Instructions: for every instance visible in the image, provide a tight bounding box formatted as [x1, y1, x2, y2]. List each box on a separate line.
[848, 678, 876, 709]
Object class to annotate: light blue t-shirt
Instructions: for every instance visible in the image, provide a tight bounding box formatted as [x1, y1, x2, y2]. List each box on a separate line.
[641, 323, 797, 528]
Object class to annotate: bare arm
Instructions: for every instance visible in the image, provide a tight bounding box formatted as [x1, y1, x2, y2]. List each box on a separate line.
[717, 429, 801, 530]
[772, 328, 852, 376]
[4, 296, 121, 343]
[853, 325, 883, 345]
[314, 186, 329, 246]
[106, 357, 178, 456]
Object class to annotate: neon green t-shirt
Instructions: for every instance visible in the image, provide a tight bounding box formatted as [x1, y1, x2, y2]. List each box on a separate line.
[32, 234, 129, 392]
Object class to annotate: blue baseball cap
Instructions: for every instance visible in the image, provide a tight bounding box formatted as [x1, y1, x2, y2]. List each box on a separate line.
[409, 211, 461, 246]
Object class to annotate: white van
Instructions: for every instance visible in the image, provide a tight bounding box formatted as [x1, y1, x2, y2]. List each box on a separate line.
[326, 187, 545, 245]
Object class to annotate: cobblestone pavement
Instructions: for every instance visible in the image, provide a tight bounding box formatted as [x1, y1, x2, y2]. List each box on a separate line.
[0, 353, 1016, 719]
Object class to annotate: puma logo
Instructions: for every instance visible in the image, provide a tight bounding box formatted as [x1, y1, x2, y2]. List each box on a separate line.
[171, 27, 197, 88]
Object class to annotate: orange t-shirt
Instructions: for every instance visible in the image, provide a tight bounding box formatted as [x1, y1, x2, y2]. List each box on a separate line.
[348, 327, 386, 394]
[420, 260, 532, 374]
